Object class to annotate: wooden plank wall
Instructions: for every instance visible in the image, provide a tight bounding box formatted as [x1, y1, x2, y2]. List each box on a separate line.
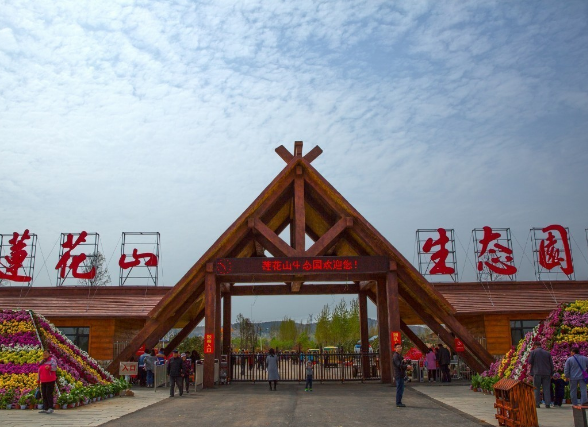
[49, 317, 115, 361]
[483, 312, 549, 356]
[114, 319, 146, 344]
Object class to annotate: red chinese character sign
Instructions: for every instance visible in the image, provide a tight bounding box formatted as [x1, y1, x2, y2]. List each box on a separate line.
[55, 232, 99, 286]
[416, 228, 458, 281]
[204, 334, 214, 354]
[119, 232, 160, 286]
[391, 331, 402, 348]
[454, 338, 465, 353]
[214, 256, 388, 276]
[531, 225, 575, 280]
[0, 230, 37, 284]
[472, 227, 517, 281]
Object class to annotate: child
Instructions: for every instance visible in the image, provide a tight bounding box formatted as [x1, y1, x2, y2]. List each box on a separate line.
[305, 361, 313, 392]
[551, 373, 569, 407]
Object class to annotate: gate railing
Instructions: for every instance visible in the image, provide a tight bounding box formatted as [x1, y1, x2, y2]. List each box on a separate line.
[229, 352, 381, 383]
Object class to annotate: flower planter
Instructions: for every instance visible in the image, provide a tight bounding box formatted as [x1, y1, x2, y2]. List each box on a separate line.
[20, 405, 27, 410]
[6, 404, 12, 410]
[68, 403, 75, 409]
[566, 399, 572, 404]
[37, 404, 44, 410]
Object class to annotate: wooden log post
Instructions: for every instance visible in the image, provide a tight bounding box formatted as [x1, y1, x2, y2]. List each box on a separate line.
[376, 277, 391, 383]
[204, 264, 217, 388]
[386, 264, 401, 380]
[215, 285, 222, 360]
[223, 291, 232, 355]
[359, 291, 371, 379]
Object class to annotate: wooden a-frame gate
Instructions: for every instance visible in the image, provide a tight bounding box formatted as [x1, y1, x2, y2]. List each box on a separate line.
[108, 142, 493, 388]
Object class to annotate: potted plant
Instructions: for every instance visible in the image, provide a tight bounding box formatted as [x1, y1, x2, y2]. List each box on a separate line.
[4, 390, 14, 410]
[57, 393, 69, 409]
[18, 393, 29, 410]
[564, 385, 571, 404]
[471, 374, 481, 392]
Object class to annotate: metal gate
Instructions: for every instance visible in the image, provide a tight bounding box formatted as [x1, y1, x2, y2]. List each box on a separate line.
[229, 351, 381, 383]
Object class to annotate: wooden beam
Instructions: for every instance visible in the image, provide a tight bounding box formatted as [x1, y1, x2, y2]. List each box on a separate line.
[275, 145, 294, 163]
[400, 320, 429, 354]
[204, 266, 216, 388]
[164, 306, 205, 356]
[215, 284, 222, 360]
[229, 283, 360, 296]
[376, 278, 392, 384]
[294, 141, 303, 156]
[305, 217, 352, 257]
[223, 291, 232, 355]
[303, 145, 323, 163]
[250, 217, 296, 258]
[290, 281, 303, 292]
[386, 270, 401, 378]
[359, 291, 371, 379]
[400, 290, 487, 373]
[399, 282, 493, 368]
[292, 168, 305, 254]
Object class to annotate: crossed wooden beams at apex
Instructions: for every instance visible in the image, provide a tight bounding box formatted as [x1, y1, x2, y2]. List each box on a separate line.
[247, 216, 353, 292]
[275, 141, 323, 164]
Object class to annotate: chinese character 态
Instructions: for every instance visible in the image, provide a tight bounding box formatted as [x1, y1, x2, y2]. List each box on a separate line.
[476, 226, 517, 276]
[0, 230, 32, 282]
[538, 224, 574, 275]
[119, 248, 158, 269]
[422, 228, 455, 275]
[55, 231, 96, 279]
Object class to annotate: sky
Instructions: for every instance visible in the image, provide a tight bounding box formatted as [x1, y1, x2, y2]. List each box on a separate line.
[1, 0, 587, 324]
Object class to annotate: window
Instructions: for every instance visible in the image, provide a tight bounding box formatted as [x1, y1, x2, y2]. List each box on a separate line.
[510, 320, 540, 346]
[57, 327, 90, 352]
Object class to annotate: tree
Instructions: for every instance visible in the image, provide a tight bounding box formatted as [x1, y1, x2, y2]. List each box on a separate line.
[314, 304, 331, 346]
[235, 313, 259, 351]
[77, 252, 111, 286]
[278, 317, 298, 342]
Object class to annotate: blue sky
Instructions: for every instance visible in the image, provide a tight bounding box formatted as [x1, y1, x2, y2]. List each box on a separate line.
[1, 1, 587, 322]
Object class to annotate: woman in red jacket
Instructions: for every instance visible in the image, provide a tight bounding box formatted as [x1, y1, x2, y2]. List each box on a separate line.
[37, 349, 57, 414]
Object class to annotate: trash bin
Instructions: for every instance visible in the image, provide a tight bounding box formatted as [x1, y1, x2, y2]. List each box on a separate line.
[573, 405, 588, 427]
[493, 378, 538, 427]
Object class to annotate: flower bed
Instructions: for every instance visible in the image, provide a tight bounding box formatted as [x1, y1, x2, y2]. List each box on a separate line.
[473, 299, 588, 396]
[0, 309, 125, 409]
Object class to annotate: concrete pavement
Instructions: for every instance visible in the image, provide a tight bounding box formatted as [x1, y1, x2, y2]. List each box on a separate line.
[412, 382, 576, 427]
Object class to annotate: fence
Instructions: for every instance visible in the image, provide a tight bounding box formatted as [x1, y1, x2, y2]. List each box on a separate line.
[230, 352, 381, 383]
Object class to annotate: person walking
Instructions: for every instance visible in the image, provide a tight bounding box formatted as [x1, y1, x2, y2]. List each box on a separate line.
[305, 361, 314, 392]
[392, 343, 408, 407]
[528, 340, 554, 408]
[167, 349, 184, 397]
[425, 348, 437, 382]
[37, 349, 57, 414]
[266, 348, 280, 391]
[564, 346, 588, 405]
[181, 353, 193, 393]
[437, 344, 451, 383]
[145, 349, 157, 388]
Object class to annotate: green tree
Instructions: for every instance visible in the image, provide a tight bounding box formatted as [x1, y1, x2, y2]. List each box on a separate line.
[278, 316, 298, 342]
[235, 313, 259, 351]
[314, 304, 331, 346]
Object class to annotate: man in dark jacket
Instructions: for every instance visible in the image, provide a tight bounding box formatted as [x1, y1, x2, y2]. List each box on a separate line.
[167, 349, 184, 397]
[528, 341, 554, 408]
[437, 344, 451, 383]
[392, 343, 408, 407]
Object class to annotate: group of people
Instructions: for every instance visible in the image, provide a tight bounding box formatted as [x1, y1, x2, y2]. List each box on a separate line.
[529, 341, 588, 407]
[135, 347, 201, 391]
[424, 343, 453, 383]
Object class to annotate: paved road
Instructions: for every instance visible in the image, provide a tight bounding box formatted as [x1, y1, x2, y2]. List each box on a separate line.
[101, 382, 489, 427]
